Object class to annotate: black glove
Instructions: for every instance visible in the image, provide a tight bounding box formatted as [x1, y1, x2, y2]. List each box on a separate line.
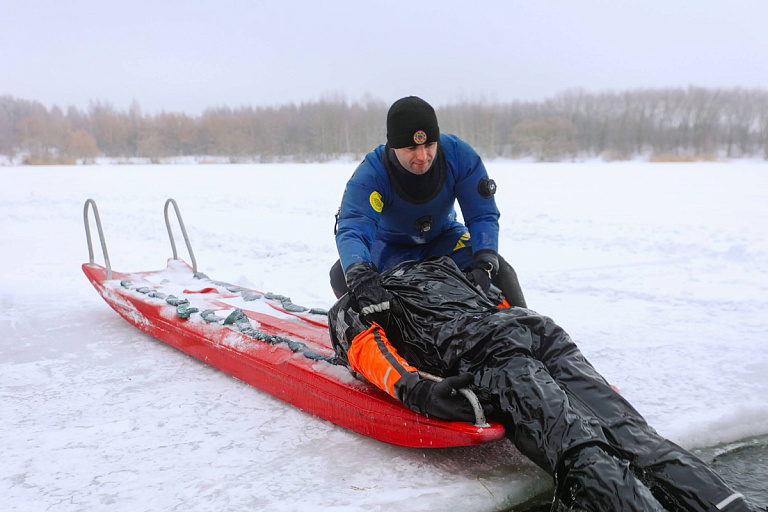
[405, 373, 476, 422]
[466, 250, 499, 293]
[344, 262, 394, 322]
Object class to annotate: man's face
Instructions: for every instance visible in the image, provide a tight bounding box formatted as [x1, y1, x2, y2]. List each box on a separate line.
[393, 142, 438, 175]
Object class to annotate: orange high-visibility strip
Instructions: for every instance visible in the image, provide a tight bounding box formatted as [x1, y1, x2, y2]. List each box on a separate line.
[347, 323, 418, 399]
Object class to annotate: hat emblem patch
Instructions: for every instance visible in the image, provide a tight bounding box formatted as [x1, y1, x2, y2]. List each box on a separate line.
[413, 130, 427, 144]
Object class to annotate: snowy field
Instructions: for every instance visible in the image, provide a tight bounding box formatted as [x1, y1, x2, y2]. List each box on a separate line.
[2, 161, 768, 511]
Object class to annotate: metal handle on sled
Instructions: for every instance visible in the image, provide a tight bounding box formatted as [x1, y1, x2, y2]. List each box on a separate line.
[83, 199, 112, 280]
[418, 371, 490, 428]
[164, 198, 197, 273]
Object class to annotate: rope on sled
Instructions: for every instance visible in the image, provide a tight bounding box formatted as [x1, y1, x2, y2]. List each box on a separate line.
[119, 280, 341, 366]
[192, 272, 329, 317]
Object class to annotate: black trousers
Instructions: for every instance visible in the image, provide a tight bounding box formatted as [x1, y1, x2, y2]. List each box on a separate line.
[329, 259, 348, 299]
[472, 316, 754, 512]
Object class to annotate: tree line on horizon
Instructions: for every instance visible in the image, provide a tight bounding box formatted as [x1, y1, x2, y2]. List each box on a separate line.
[2, 86, 768, 164]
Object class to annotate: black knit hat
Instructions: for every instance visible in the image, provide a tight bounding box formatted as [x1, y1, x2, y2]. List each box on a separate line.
[386, 96, 440, 149]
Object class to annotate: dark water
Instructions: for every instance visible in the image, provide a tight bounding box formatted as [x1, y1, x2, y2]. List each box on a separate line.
[513, 435, 768, 511]
[703, 436, 768, 510]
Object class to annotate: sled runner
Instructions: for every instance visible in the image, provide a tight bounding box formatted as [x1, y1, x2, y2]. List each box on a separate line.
[81, 198, 506, 448]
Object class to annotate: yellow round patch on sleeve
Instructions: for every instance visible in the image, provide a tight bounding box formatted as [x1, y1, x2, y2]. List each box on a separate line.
[369, 191, 384, 212]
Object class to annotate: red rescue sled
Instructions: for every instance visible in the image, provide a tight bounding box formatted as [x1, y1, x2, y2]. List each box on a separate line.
[82, 199, 506, 448]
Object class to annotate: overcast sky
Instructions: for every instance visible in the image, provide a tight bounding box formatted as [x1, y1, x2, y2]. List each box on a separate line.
[3, 0, 767, 115]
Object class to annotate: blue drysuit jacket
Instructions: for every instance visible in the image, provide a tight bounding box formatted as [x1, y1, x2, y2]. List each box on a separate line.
[335, 134, 500, 272]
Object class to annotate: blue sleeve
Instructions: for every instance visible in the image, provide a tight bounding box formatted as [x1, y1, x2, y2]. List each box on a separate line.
[335, 150, 388, 271]
[449, 136, 500, 253]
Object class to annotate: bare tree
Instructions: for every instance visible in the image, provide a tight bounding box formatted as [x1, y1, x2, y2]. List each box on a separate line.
[66, 129, 99, 163]
[511, 117, 578, 161]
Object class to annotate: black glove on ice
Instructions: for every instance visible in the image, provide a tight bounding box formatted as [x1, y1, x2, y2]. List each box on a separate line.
[344, 262, 394, 323]
[466, 250, 499, 293]
[405, 373, 476, 423]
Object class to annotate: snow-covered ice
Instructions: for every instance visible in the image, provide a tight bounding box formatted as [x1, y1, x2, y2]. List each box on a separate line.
[2, 161, 768, 511]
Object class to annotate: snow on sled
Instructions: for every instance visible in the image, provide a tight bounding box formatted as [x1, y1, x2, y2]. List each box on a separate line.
[82, 198, 506, 448]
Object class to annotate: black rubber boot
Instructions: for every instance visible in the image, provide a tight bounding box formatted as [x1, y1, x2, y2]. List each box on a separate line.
[496, 254, 527, 307]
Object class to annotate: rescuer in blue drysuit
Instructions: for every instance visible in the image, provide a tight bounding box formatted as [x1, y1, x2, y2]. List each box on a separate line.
[330, 96, 526, 314]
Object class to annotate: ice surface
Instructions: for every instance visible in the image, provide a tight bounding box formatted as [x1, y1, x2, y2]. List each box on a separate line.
[2, 161, 767, 511]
